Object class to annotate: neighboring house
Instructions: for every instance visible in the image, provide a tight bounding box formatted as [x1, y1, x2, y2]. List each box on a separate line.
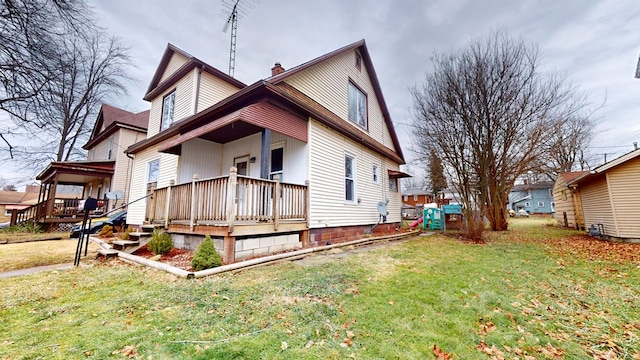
[21, 105, 148, 229]
[564, 148, 640, 240]
[125, 40, 408, 263]
[552, 171, 588, 229]
[0, 190, 39, 224]
[401, 187, 434, 207]
[508, 181, 555, 214]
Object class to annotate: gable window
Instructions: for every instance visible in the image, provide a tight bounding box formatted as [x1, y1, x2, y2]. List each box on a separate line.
[345, 154, 356, 202]
[355, 51, 362, 71]
[270, 147, 284, 181]
[372, 165, 379, 183]
[348, 82, 367, 129]
[147, 159, 159, 184]
[161, 91, 176, 131]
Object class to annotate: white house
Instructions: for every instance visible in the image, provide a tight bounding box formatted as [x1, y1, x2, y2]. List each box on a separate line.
[125, 40, 408, 263]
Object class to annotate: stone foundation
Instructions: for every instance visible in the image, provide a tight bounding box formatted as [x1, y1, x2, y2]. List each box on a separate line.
[309, 223, 400, 247]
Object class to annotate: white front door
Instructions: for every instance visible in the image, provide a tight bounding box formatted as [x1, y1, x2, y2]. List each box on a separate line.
[234, 155, 249, 176]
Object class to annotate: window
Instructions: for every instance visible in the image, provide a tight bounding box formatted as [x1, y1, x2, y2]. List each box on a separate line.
[389, 178, 398, 192]
[372, 165, 379, 183]
[355, 51, 362, 71]
[403, 195, 408, 201]
[270, 147, 284, 180]
[561, 190, 567, 200]
[524, 201, 531, 208]
[413, 195, 418, 201]
[4, 210, 12, 216]
[147, 159, 159, 184]
[107, 136, 114, 160]
[161, 91, 175, 130]
[537, 201, 545, 207]
[345, 154, 355, 202]
[548, 189, 553, 198]
[348, 82, 367, 129]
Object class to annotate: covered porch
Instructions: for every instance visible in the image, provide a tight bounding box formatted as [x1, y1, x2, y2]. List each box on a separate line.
[146, 166, 308, 263]
[16, 161, 114, 229]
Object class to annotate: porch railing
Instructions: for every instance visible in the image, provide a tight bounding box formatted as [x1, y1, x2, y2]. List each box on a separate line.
[146, 167, 308, 232]
[14, 197, 91, 225]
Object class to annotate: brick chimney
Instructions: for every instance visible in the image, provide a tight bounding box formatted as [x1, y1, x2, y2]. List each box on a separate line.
[271, 62, 285, 76]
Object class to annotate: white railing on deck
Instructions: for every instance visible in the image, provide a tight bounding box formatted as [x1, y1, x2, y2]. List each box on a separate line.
[146, 167, 308, 232]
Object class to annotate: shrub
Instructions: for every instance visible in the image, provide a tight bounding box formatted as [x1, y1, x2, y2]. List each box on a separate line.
[98, 225, 114, 238]
[120, 226, 135, 240]
[148, 229, 173, 255]
[191, 235, 223, 271]
[0, 222, 43, 234]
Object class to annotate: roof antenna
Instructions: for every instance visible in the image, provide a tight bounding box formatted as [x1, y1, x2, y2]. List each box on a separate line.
[221, 0, 258, 77]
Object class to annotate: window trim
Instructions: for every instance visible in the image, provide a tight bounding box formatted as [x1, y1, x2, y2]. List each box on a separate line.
[147, 159, 160, 184]
[160, 90, 176, 131]
[372, 164, 379, 183]
[389, 177, 398, 192]
[524, 201, 531, 208]
[107, 136, 114, 160]
[344, 153, 356, 204]
[348, 80, 368, 130]
[270, 142, 285, 181]
[537, 201, 545, 207]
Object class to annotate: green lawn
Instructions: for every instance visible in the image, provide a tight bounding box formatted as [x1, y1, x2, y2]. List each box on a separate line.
[1, 219, 639, 359]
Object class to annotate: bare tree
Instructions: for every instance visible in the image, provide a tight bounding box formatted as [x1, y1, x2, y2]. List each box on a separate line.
[2, 33, 131, 170]
[427, 147, 447, 197]
[539, 114, 596, 181]
[411, 30, 589, 238]
[0, 0, 91, 156]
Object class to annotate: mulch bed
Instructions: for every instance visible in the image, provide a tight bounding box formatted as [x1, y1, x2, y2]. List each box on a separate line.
[132, 244, 194, 271]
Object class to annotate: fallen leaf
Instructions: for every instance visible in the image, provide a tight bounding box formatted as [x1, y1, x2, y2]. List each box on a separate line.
[343, 338, 354, 347]
[388, 300, 395, 305]
[280, 341, 288, 350]
[506, 312, 516, 323]
[433, 344, 453, 360]
[346, 331, 355, 339]
[121, 345, 137, 358]
[479, 321, 497, 336]
[304, 340, 314, 348]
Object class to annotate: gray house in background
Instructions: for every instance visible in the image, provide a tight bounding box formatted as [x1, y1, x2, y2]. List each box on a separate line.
[508, 181, 555, 215]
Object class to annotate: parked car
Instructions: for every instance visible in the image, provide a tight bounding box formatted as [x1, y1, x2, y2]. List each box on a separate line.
[70, 210, 127, 238]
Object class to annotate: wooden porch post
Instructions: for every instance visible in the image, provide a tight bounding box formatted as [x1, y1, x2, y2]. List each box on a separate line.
[273, 175, 280, 231]
[190, 175, 199, 232]
[164, 180, 174, 229]
[305, 180, 310, 228]
[46, 174, 59, 218]
[223, 235, 235, 264]
[226, 167, 237, 233]
[260, 129, 271, 179]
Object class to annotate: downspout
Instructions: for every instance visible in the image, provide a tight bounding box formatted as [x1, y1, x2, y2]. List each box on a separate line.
[193, 65, 203, 114]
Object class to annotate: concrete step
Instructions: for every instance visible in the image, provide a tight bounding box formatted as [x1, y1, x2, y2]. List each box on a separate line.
[98, 248, 119, 258]
[128, 232, 151, 239]
[112, 240, 139, 250]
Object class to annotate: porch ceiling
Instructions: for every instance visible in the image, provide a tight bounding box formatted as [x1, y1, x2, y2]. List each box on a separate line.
[158, 102, 307, 154]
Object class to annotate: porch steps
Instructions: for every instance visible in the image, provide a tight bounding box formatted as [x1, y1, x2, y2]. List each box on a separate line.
[112, 240, 139, 251]
[97, 248, 119, 258]
[129, 232, 151, 240]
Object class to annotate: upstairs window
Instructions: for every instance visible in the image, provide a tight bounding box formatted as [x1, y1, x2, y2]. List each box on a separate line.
[348, 82, 367, 129]
[372, 164, 379, 183]
[161, 91, 175, 131]
[107, 136, 114, 160]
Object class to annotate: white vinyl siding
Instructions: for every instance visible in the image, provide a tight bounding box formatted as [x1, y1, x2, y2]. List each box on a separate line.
[284, 50, 396, 152]
[147, 72, 195, 138]
[159, 52, 189, 83]
[126, 144, 179, 226]
[344, 153, 356, 203]
[197, 72, 242, 112]
[178, 138, 223, 184]
[308, 119, 401, 228]
[112, 128, 145, 207]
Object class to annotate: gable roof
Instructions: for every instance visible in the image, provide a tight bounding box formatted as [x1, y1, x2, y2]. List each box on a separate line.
[144, 43, 246, 101]
[0, 191, 39, 205]
[568, 148, 640, 186]
[511, 181, 555, 192]
[268, 39, 404, 162]
[84, 104, 149, 150]
[128, 40, 405, 164]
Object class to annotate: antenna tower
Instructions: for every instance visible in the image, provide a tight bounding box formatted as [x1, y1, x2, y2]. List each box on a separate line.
[221, 0, 258, 77]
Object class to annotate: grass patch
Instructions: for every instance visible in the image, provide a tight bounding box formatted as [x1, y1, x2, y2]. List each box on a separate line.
[1, 219, 639, 359]
[0, 239, 98, 272]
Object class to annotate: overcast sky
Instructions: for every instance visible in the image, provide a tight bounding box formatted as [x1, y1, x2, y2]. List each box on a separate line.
[90, 0, 640, 172]
[6, 0, 640, 187]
